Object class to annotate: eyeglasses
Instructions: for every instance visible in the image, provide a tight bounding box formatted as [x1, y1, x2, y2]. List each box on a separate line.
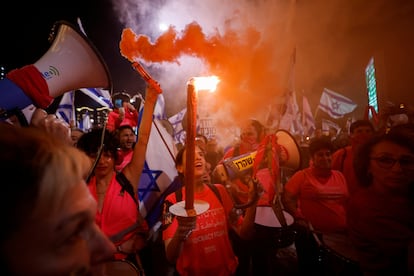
[370, 156, 414, 170]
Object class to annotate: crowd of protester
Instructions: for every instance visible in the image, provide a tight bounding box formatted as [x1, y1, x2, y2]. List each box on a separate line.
[1, 52, 414, 276]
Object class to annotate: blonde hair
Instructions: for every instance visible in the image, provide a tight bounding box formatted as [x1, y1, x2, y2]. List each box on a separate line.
[0, 124, 92, 237]
[34, 140, 91, 218]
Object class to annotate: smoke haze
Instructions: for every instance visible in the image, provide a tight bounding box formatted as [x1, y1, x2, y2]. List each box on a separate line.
[111, 0, 413, 144]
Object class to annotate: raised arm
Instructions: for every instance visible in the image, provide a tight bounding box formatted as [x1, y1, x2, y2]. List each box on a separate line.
[122, 83, 161, 193]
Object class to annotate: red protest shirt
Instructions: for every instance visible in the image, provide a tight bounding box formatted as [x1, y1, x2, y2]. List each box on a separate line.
[284, 167, 349, 233]
[163, 184, 239, 276]
[106, 109, 138, 132]
[88, 172, 147, 259]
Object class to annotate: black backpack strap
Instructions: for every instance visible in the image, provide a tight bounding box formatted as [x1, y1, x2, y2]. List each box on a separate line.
[206, 183, 223, 205]
[175, 183, 223, 205]
[112, 173, 148, 243]
[116, 172, 138, 205]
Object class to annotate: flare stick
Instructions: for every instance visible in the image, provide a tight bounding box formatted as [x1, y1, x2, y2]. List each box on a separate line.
[185, 81, 197, 216]
[131, 62, 162, 94]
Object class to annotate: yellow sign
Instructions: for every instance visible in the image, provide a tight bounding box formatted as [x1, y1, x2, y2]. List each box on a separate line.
[223, 151, 257, 179]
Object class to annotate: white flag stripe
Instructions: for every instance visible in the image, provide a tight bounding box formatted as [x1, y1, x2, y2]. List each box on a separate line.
[81, 88, 112, 108]
[168, 108, 186, 125]
[290, 90, 303, 135]
[279, 113, 294, 131]
[279, 48, 304, 136]
[168, 108, 187, 144]
[279, 90, 303, 135]
[138, 119, 178, 218]
[154, 94, 166, 120]
[322, 118, 341, 133]
[302, 95, 316, 136]
[79, 112, 92, 131]
[56, 92, 75, 124]
[318, 88, 357, 119]
[55, 88, 112, 130]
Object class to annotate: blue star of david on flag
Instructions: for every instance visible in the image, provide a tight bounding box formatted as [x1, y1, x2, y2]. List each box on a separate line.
[138, 161, 162, 201]
[318, 88, 357, 119]
[332, 101, 340, 110]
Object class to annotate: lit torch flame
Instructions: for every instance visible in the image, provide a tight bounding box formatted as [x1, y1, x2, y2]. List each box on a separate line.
[188, 76, 220, 93]
[185, 75, 220, 214]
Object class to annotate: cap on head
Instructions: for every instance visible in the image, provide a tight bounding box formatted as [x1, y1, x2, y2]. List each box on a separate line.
[308, 136, 334, 156]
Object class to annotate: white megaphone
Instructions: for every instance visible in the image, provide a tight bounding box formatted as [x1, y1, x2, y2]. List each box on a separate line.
[0, 20, 112, 124]
[35, 20, 112, 97]
[214, 129, 302, 182]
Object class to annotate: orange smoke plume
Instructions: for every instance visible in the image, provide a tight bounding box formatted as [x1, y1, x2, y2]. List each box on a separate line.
[119, 20, 290, 133]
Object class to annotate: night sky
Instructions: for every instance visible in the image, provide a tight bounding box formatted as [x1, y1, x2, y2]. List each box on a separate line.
[0, 0, 146, 93]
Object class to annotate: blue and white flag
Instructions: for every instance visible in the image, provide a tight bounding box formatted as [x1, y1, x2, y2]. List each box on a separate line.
[79, 88, 113, 108]
[137, 119, 178, 229]
[154, 94, 166, 120]
[302, 95, 316, 137]
[279, 90, 303, 136]
[318, 88, 357, 119]
[77, 108, 93, 132]
[322, 118, 341, 136]
[55, 88, 113, 130]
[279, 47, 303, 135]
[135, 93, 166, 121]
[168, 107, 187, 145]
[56, 91, 75, 124]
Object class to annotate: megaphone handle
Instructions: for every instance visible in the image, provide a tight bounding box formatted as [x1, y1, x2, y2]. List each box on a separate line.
[231, 177, 260, 210]
[4, 65, 53, 109]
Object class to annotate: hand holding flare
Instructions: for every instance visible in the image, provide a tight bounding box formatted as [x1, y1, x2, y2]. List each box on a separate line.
[119, 34, 163, 193]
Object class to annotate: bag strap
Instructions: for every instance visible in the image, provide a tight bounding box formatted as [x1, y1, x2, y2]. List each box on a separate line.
[272, 197, 288, 227]
[110, 172, 147, 243]
[109, 222, 141, 243]
[254, 134, 288, 227]
[175, 183, 223, 205]
[116, 172, 138, 205]
[207, 183, 223, 204]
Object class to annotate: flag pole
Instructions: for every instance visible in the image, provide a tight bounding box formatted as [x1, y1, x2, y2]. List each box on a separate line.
[136, 93, 176, 162]
[69, 91, 77, 128]
[314, 106, 319, 124]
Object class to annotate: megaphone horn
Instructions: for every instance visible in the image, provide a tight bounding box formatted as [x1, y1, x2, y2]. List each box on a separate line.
[275, 129, 302, 172]
[34, 20, 112, 98]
